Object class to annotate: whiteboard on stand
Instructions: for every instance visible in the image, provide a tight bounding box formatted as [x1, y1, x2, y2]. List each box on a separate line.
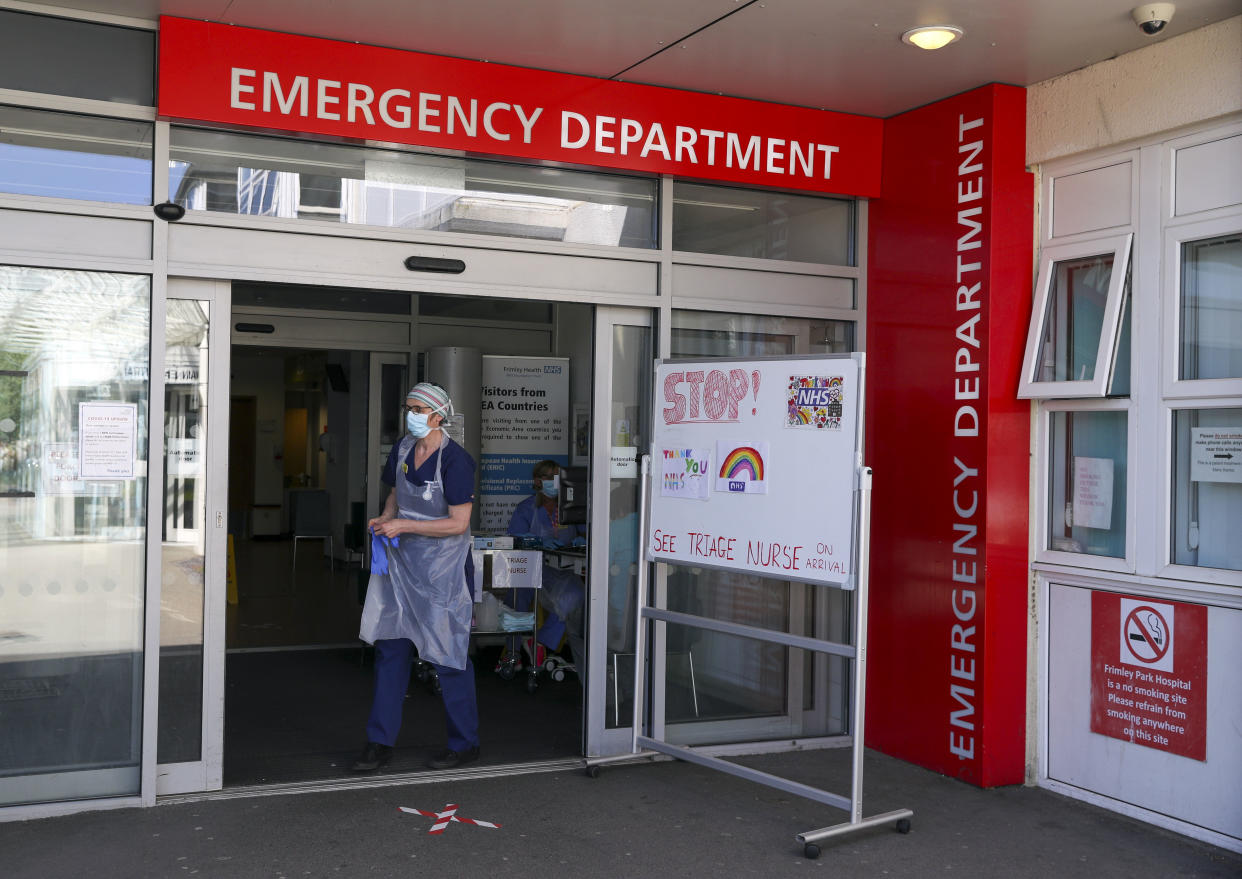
[646, 354, 864, 588]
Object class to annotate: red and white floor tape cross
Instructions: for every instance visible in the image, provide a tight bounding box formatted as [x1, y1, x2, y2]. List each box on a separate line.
[400, 803, 502, 834]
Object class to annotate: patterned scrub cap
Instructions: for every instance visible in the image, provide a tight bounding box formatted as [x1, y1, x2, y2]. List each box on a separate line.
[406, 382, 452, 415]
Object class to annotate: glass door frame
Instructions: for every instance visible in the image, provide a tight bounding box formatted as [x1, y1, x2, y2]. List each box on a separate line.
[366, 353, 410, 524]
[155, 278, 231, 796]
[586, 305, 656, 758]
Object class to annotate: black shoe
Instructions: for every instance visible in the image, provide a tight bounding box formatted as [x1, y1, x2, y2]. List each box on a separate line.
[426, 746, 480, 770]
[350, 742, 392, 772]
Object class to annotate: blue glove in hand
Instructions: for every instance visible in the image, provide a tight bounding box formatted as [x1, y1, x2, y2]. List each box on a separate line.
[542, 537, 565, 550]
[571, 536, 586, 547]
[370, 529, 400, 575]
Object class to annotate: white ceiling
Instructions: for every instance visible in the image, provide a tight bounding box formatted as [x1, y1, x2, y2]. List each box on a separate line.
[26, 0, 1242, 116]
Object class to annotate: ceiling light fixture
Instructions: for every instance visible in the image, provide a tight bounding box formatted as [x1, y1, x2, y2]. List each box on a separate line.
[901, 25, 964, 50]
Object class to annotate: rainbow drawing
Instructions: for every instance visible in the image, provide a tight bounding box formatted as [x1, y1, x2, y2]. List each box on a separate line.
[715, 440, 769, 494]
[718, 446, 764, 481]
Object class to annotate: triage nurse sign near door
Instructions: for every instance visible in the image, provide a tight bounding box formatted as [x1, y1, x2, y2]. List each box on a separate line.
[648, 356, 862, 588]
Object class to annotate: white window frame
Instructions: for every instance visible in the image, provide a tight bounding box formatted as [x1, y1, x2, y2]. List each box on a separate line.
[1018, 232, 1133, 399]
[1161, 213, 1242, 401]
[1033, 397, 1136, 573]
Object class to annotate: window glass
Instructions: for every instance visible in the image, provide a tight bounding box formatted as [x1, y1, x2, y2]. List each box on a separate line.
[170, 128, 658, 248]
[158, 299, 210, 764]
[604, 323, 654, 729]
[672, 182, 853, 265]
[1047, 411, 1127, 558]
[1108, 281, 1132, 396]
[0, 105, 153, 204]
[671, 311, 854, 358]
[232, 282, 411, 315]
[0, 265, 150, 806]
[1170, 408, 1242, 572]
[1180, 233, 1242, 381]
[0, 10, 154, 105]
[1035, 253, 1115, 383]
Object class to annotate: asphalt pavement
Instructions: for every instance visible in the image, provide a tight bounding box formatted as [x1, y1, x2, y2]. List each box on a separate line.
[2, 748, 1239, 878]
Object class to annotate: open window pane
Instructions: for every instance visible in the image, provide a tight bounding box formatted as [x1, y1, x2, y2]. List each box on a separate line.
[1038, 253, 1112, 382]
[1047, 410, 1127, 558]
[1180, 233, 1242, 381]
[1170, 407, 1242, 573]
[1019, 233, 1132, 398]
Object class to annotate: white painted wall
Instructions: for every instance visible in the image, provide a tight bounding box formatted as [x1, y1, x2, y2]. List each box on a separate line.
[1028, 16, 1242, 166]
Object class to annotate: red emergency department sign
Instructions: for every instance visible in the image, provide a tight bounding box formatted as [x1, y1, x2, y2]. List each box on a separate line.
[1090, 592, 1208, 761]
[156, 17, 883, 197]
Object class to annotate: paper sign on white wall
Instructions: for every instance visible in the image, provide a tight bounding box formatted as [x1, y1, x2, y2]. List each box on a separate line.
[1073, 456, 1114, 530]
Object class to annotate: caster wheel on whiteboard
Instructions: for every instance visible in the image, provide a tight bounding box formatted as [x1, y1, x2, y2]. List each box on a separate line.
[526, 675, 538, 694]
[585, 765, 600, 779]
[552, 668, 566, 682]
[803, 844, 820, 860]
[896, 819, 912, 834]
[498, 664, 516, 682]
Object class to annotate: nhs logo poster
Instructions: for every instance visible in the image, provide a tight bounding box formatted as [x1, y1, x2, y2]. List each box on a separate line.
[715, 440, 768, 494]
[786, 376, 845, 430]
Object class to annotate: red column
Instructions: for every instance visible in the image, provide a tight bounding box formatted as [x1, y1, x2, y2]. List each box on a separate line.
[864, 84, 1032, 786]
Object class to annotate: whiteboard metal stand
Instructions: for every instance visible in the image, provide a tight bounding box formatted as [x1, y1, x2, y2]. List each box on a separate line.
[795, 465, 912, 857]
[585, 459, 913, 859]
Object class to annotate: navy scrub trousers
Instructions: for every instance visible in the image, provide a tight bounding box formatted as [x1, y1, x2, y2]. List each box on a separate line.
[366, 638, 479, 753]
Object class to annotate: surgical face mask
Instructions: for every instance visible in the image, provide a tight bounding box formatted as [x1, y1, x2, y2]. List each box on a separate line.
[406, 410, 432, 438]
[540, 478, 559, 498]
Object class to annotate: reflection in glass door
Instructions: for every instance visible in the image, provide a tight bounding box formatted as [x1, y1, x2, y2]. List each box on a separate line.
[587, 307, 653, 756]
[157, 280, 229, 795]
[0, 267, 151, 807]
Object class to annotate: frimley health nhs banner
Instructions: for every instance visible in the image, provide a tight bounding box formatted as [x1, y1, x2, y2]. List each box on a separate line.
[156, 17, 883, 198]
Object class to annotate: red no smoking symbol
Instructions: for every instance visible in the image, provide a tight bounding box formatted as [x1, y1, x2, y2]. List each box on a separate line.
[1124, 605, 1170, 664]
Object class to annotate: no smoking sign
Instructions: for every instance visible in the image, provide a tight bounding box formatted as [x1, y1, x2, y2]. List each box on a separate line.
[1120, 598, 1175, 672]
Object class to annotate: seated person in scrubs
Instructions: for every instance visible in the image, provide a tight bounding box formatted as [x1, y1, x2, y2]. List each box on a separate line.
[352, 382, 479, 773]
[506, 460, 586, 671]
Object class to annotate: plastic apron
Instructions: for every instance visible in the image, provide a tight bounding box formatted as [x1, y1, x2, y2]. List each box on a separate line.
[359, 434, 473, 670]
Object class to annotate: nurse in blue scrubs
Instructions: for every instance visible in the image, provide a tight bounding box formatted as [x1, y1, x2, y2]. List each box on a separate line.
[507, 460, 586, 670]
[352, 382, 479, 772]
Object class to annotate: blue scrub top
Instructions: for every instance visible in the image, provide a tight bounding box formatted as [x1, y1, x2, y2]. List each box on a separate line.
[507, 494, 583, 544]
[381, 434, 476, 583]
[381, 435, 475, 506]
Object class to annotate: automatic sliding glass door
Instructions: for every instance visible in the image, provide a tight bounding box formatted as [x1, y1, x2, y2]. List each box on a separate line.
[156, 279, 230, 796]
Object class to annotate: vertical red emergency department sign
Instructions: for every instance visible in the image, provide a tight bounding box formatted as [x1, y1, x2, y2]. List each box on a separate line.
[1090, 592, 1208, 761]
[865, 84, 1032, 787]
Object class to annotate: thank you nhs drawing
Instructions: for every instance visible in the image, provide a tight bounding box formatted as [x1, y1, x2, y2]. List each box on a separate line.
[716, 441, 768, 494]
[661, 447, 712, 500]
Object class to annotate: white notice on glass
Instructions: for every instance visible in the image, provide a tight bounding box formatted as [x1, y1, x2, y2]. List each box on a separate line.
[1190, 427, 1242, 484]
[79, 402, 137, 480]
[1073, 456, 1113, 530]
